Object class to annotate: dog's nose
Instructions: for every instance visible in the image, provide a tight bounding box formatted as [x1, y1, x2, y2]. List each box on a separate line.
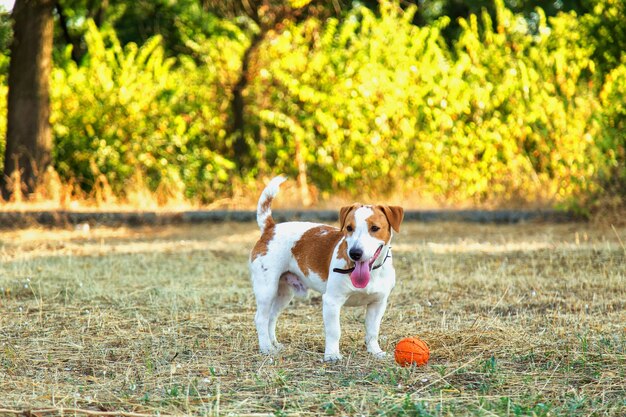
[349, 247, 363, 261]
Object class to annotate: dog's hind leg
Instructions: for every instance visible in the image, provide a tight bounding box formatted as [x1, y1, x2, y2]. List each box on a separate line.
[251, 266, 280, 354]
[268, 273, 297, 350]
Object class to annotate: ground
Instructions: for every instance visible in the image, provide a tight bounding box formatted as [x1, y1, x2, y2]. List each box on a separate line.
[0, 221, 624, 416]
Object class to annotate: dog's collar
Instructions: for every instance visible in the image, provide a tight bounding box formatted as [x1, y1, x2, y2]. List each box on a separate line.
[333, 247, 392, 275]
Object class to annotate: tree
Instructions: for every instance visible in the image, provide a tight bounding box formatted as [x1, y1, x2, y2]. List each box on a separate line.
[2, 0, 55, 201]
[205, 0, 346, 173]
[45, 0, 348, 176]
[55, 0, 110, 64]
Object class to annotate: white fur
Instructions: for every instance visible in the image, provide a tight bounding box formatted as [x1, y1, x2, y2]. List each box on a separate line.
[250, 177, 398, 361]
[345, 206, 392, 262]
[256, 176, 286, 231]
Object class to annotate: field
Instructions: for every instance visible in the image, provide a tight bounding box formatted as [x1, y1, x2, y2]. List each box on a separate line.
[0, 220, 624, 416]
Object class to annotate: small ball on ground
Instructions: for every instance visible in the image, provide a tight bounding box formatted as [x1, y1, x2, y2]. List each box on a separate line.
[394, 337, 430, 367]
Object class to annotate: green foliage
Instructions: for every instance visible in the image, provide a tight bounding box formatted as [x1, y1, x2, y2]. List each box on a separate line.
[51, 21, 237, 201]
[0, 73, 5, 173]
[253, 3, 451, 193]
[447, 3, 600, 202]
[597, 62, 626, 194]
[2, 0, 624, 205]
[581, 0, 626, 77]
[0, 10, 10, 173]
[249, 0, 608, 203]
[0, 9, 11, 62]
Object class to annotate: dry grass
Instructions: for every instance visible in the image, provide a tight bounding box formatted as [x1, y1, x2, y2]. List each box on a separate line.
[2, 171, 567, 212]
[0, 221, 624, 416]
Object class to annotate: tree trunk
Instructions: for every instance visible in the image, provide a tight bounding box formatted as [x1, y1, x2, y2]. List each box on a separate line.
[2, 0, 55, 201]
[56, 1, 83, 63]
[228, 3, 319, 175]
[230, 32, 263, 172]
[294, 132, 312, 206]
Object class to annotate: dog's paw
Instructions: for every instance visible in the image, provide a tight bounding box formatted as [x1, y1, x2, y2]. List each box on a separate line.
[272, 342, 285, 352]
[324, 352, 343, 362]
[371, 351, 387, 359]
[259, 344, 281, 356]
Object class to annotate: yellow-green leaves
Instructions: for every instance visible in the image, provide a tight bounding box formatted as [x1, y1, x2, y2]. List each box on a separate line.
[3, 1, 620, 205]
[50, 20, 237, 202]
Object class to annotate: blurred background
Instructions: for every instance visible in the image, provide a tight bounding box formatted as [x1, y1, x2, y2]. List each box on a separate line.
[0, 0, 624, 212]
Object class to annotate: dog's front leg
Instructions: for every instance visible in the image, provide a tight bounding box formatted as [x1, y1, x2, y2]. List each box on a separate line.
[322, 293, 346, 361]
[365, 297, 388, 358]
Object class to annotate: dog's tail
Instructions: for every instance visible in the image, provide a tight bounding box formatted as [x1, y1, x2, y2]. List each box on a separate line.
[256, 176, 286, 232]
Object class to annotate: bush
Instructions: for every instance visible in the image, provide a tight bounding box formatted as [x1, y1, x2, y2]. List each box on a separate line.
[597, 62, 626, 195]
[249, 0, 604, 204]
[1, 1, 622, 207]
[252, 2, 451, 195]
[51, 21, 238, 203]
[0, 75, 6, 174]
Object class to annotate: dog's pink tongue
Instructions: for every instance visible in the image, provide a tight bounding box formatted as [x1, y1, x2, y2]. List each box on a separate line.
[350, 261, 371, 288]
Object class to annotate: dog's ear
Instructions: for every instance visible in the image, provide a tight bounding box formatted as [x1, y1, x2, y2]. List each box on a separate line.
[339, 204, 360, 230]
[379, 205, 404, 233]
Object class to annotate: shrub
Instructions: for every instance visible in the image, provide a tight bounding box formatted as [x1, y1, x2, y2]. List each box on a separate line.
[597, 62, 626, 195]
[50, 21, 238, 203]
[0, 1, 622, 207]
[252, 2, 452, 195]
[0, 70, 6, 174]
[250, 0, 603, 204]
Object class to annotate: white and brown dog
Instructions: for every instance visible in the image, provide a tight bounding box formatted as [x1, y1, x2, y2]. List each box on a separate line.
[249, 177, 403, 361]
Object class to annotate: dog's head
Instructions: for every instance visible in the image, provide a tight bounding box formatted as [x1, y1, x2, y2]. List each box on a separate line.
[338, 204, 404, 288]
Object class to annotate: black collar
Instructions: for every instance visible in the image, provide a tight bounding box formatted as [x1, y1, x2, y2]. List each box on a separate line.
[332, 247, 392, 274]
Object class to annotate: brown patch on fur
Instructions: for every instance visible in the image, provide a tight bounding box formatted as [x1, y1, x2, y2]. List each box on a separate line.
[367, 208, 392, 244]
[378, 205, 404, 232]
[336, 239, 350, 265]
[251, 217, 275, 261]
[339, 204, 361, 231]
[291, 225, 344, 281]
[259, 197, 273, 218]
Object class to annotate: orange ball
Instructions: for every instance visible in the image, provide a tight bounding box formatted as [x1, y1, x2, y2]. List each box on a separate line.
[394, 337, 430, 367]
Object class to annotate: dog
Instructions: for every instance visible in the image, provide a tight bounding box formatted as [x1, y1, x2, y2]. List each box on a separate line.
[249, 176, 404, 361]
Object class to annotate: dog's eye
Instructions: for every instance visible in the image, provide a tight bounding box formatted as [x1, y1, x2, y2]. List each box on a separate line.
[346, 225, 353, 232]
[371, 225, 380, 232]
